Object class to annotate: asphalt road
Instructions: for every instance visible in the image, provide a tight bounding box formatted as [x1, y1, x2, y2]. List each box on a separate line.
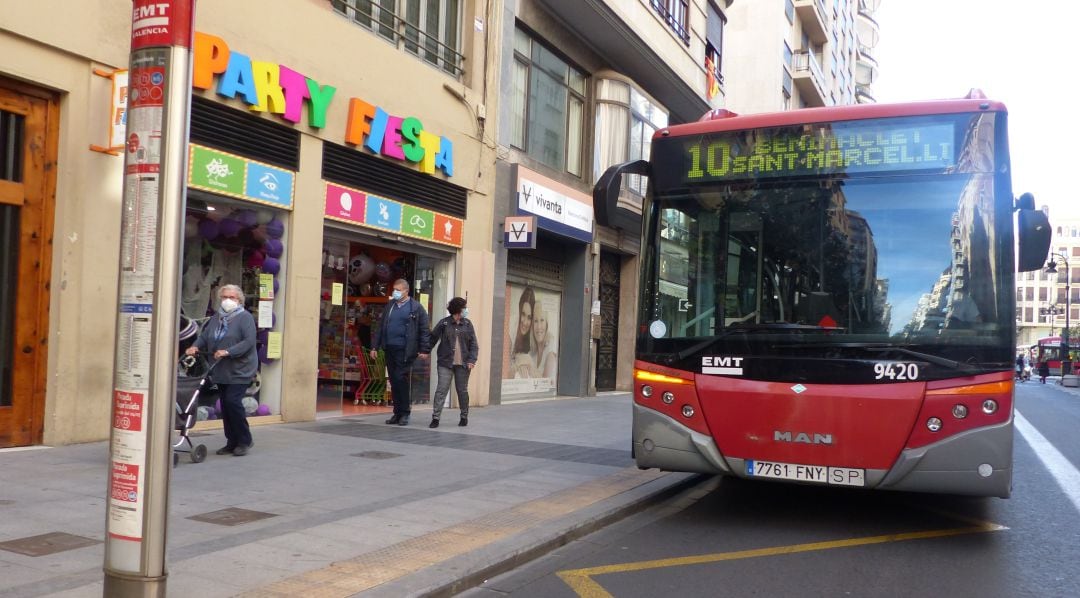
[461, 381, 1080, 598]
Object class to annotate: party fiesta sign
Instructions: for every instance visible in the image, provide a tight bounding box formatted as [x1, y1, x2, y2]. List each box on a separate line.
[192, 32, 453, 178]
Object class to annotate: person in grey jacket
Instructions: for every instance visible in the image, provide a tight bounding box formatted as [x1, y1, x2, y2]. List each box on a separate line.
[428, 297, 479, 428]
[370, 279, 431, 426]
[185, 284, 258, 456]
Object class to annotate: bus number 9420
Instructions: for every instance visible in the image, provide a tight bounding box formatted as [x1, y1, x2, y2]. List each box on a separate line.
[873, 362, 919, 380]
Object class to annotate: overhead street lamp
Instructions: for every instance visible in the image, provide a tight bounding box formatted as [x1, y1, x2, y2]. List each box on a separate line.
[1046, 253, 1071, 377]
[1040, 304, 1064, 337]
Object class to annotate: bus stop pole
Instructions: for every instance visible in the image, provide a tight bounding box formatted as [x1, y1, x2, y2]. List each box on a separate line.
[103, 2, 195, 596]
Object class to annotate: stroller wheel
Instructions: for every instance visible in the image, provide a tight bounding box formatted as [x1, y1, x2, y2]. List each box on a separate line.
[173, 452, 180, 467]
[191, 444, 207, 463]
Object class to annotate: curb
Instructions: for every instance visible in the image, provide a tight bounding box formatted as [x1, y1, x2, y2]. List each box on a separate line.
[385, 471, 708, 598]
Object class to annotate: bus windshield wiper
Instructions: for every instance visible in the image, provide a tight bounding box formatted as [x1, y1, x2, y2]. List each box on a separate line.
[674, 323, 843, 361]
[860, 346, 979, 372]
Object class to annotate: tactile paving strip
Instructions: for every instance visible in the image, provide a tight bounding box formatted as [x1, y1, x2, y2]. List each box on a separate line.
[240, 467, 668, 597]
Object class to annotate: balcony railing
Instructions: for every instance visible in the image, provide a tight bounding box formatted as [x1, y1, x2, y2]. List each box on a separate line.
[330, 0, 465, 77]
[793, 0, 829, 44]
[792, 50, 826, 106]
[650, 0, 691, 45]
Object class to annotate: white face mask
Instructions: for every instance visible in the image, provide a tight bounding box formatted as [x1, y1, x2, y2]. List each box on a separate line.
[462, 308, 469, 319]
[220, 298, 239, 313]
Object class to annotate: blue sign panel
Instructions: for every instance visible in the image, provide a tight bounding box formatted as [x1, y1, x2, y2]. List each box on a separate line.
[245, 162, 294, 208]
[364, 195, 403, 231]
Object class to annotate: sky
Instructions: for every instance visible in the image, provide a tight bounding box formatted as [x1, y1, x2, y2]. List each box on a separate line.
[873, 0, 1080, 219]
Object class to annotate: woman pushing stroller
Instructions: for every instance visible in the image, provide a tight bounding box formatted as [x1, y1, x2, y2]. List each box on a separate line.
[185, 284, 258, 456]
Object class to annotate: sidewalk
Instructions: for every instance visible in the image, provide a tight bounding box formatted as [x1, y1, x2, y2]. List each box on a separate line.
[0, 394, 697, 597]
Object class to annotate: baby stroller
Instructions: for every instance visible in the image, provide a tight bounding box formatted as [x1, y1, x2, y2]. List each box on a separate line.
[174, 316, 210, 466]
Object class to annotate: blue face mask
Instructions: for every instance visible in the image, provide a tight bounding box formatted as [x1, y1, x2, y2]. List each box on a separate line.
[391, 290, 404, 301]
[462, 308, 469, 319]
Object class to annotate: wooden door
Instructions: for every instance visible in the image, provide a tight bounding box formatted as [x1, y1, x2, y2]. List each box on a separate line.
[0, 80, 57, 447]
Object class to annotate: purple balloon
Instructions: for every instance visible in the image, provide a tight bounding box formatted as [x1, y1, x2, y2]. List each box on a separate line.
[261, 257, 280, 275]
[273, 278, 280, 295]
[262, 238, 284, 258]
[256, 404, 271, 416]
[235, 209, 258, 228]
[265, 218, 284, 239]
[214, 399, 222, 414]
[258, 341, 270, 364]
[218, 218, 242, 238]
[256, 329, 269, 343]
[198, 219, 219, 240]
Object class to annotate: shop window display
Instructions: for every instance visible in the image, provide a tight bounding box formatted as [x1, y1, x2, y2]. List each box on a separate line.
[317, 238, 435, 414]
[181, 197, 286, 419]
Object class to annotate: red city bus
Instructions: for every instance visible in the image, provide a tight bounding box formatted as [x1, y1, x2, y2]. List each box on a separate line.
[595, 93, 1050, 498]
[1035, 336, 1073, 376]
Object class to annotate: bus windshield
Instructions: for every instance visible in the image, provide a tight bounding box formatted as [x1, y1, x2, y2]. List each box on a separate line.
[640, 112, 1014, 379]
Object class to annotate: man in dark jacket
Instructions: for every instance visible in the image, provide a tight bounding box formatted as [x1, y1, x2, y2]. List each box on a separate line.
[370, 279, 431, 425]
[428, 297, 479, 428]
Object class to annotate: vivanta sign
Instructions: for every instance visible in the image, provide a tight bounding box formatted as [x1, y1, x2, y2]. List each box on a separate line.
[192, 32, 454, 178]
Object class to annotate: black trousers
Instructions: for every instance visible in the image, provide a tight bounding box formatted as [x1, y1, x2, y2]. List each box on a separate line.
[217, 382, 252, 448]
[384, 346, 415, 416]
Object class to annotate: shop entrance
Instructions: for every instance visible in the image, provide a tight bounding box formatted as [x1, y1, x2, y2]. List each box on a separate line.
[317, 232, 450, 416]
[0, 82, 56, 447]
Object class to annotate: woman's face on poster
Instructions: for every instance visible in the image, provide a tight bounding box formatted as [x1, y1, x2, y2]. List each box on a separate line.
[518, 301, 533, 336]
[532, 310, 548, 344]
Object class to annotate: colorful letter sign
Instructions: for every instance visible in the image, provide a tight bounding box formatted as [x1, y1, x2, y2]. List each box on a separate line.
[324, 182, 463, 247]
[192, 32, 455, 178]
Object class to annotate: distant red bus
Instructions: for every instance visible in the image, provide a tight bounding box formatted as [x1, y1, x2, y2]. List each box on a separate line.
[595, 94, 1052, 498]
[1035, 336, 1074, 376]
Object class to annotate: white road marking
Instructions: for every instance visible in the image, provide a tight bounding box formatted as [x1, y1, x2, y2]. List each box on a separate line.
[1015, 410, 1080, 514]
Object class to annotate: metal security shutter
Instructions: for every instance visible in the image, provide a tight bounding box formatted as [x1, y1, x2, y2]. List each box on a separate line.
[507, 251, 563, 288]
[189, 96, 300, 170]
[322, 141, 468, 219]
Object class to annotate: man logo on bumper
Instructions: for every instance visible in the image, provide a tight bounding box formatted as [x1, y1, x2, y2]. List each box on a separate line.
[702, 356, 743, 376]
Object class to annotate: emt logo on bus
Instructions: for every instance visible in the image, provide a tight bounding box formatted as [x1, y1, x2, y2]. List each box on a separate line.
[702, 356, 744, 376]
[683, 120, 957, 182]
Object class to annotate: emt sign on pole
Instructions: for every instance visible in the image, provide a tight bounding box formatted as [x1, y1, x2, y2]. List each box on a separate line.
[104, 1, 195, 596]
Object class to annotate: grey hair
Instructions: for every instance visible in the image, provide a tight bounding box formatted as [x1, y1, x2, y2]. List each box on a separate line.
[218, 284, 245, 304]
[393, 279, 410, 292]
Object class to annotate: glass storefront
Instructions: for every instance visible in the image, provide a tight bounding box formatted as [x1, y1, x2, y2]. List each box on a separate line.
[181, 193, 287, 420]
[317, 229, 452, 416]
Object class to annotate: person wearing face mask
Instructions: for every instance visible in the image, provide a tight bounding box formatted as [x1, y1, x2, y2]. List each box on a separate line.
[428, 297, 479, 428]
[370, 279, 431, 425]
[185, 284, 258, 456]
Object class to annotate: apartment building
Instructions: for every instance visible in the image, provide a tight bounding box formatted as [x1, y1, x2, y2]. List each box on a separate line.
[488, 0, 732, 402]
[1016, 213, 1080, 348]
[0, 0, 500, 446]
[723, 0, 880, 114]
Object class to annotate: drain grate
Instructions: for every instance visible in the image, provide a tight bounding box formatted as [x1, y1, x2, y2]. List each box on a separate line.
[186, 507, 278, 527]
[351, 451, 403, 460]
[0, 532, 101, 557]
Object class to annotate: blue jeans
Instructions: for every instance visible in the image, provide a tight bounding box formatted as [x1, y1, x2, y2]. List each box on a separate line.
[432, 365, 470, 420]
[217, 382, 252, 448]
[385, 346, 414, 416]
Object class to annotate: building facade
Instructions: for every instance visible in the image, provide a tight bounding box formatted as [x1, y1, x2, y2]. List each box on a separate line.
[488, 0, 732, 403]
[1016, 212, 1080, 348]
[0, 0, 500, 446]
[722, 0, 879, 114]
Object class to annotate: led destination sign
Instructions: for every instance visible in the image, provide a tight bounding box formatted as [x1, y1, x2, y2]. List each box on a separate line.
[682, 120, 958, 183]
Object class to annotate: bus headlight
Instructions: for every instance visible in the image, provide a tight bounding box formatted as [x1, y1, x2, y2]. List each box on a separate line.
[926, 417, 943, 432]
[981, 399, 998, 414]
[952, 404, 968, 419]
[662, 391, 675, 404]
[641, 385, 653, 398]
[681, 405, 695, 418]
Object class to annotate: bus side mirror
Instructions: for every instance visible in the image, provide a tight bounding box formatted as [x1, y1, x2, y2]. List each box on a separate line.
[1017, 208, 1051, 272]
[593, 159, 650, 228]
